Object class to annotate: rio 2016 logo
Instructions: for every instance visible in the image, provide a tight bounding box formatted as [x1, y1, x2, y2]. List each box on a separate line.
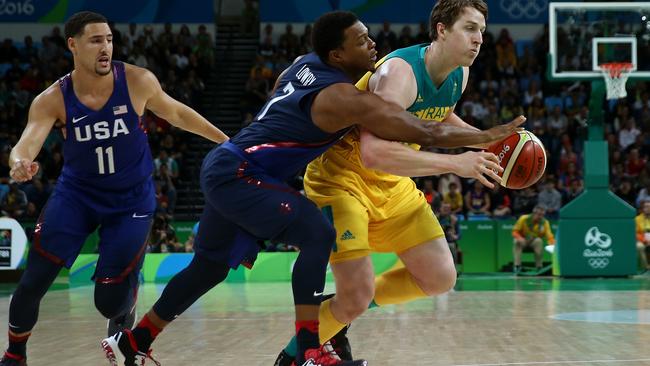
[499, 0, 547, 20]
[0, 0, 34, 16]
[583, 226, 613, 269]
[496, 144, 510, 166]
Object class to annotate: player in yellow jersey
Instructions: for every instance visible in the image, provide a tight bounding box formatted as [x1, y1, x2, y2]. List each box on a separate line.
[635, 200, 650, 271]
[274, 1, 526, 364]
[512, 205, 555, 274]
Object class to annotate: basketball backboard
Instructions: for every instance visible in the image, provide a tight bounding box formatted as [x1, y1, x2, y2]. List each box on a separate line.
[549, 2, 650, 81]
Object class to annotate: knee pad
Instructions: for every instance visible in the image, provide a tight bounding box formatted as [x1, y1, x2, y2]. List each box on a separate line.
[94, 272, 138, 319]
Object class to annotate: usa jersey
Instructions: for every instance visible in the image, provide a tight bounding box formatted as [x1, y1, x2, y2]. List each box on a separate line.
[229, 53, 353, 180]
[58, 61, 153, 190]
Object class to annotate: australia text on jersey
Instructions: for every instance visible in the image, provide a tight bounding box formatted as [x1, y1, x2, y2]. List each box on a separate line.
[412, 106, 452, 121]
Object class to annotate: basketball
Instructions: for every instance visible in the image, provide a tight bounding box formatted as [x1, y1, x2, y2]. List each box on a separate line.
[487, 130, 546, 190]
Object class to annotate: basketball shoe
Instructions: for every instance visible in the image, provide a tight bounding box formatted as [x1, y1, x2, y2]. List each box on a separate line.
[273, 350, 294, 366]
[0, 352, 26, 366]
[327, 325, 352, 361]
[101, 329, 159, 366]
[296, 346, 366, 366]
[274, 325, 353, 366]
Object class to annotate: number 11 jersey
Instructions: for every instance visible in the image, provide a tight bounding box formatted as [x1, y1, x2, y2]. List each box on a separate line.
[58, 61, 153, 191]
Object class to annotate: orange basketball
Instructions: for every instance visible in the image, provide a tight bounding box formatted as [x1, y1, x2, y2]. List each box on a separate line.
[487, 130, 546, 190]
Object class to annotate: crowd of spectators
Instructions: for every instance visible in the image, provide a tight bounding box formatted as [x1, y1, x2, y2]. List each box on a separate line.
[241, 22, 314, 119]
[0, 23, 216, 222]
[148, 213, 195, 253]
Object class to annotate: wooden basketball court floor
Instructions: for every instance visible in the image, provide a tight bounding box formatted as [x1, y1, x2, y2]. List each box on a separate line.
[2, 275, 650, 366]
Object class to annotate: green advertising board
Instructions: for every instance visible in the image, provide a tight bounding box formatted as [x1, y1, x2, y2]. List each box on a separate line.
[555, 218, 636, 277]
[70, 252, 400, 286]
[23, 214, 634, 283]
[556, 188, 637, 277]
[457, 221, 497, 273]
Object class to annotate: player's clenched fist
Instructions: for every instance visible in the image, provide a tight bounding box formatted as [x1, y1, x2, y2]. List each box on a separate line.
[10, 159, 39, 182]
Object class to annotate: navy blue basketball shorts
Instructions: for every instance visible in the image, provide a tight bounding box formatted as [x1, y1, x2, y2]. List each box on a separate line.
[33, 177, 156, 282]
[195, 146, 332, 268]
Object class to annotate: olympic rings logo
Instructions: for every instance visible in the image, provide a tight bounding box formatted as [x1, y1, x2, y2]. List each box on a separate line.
[588, 258, 610, 269]
[584, 227, 612, 249]
[499, 0, 548, 20]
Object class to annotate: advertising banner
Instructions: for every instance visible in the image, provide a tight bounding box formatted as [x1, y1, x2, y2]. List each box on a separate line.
[261, 0, 559, 24]
[0, 0, 213, 23]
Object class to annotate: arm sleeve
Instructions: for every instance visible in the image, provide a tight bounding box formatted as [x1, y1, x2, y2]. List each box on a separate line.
[544, 221, 556, 244]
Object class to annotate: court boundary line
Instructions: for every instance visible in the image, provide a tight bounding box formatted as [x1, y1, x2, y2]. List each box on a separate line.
[452, 358, 650, 366]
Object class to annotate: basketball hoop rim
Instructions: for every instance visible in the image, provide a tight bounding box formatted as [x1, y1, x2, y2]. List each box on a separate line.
[599, 62, 634, 78]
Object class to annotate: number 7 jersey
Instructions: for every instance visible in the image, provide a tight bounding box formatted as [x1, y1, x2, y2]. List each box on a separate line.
[58, 61, 153, 190]
[229, 53, 353, 180]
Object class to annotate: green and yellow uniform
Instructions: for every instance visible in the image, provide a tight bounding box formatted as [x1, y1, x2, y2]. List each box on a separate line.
[512, 214, 555, 244]
[635, 213, 650, 243]
[305, 44, 464, 263]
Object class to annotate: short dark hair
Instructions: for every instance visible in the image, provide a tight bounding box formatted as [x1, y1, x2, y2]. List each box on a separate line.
[64, 11, 108, 39]
[429, 0, 488, 41]
[312, 11, 359, 61]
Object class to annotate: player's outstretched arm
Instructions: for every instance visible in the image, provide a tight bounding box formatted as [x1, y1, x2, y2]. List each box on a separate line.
[359, 128, 503, 188]
[444, 111, 486, 148]
[311, 83, 524, 148]
[9, 86, 61, 182]
[444, 111, 527, 150]
[132, 66, 229, 144]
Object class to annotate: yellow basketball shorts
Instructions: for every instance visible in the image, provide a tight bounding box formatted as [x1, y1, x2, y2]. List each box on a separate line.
[305, 177, 445, 263]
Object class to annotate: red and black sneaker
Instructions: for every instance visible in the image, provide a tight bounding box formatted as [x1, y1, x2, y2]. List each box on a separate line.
[275, 325, 353, 366]
[295, 346, 367, 366]
[101, 329, 160, 366]
[327, 325, 352, 361]
[0, 352, 26, 366]
[274, 349, 294, 366]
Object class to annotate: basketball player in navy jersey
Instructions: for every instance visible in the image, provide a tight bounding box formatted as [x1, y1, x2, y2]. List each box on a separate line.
[1, 12, 228, 366]
[103, 11, 522, 366]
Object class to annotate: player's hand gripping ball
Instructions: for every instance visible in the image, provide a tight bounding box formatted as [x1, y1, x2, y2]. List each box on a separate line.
[487, 130, 546, 189]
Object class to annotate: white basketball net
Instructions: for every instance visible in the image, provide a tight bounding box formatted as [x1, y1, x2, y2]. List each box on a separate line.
[600, 62, 634, 100]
